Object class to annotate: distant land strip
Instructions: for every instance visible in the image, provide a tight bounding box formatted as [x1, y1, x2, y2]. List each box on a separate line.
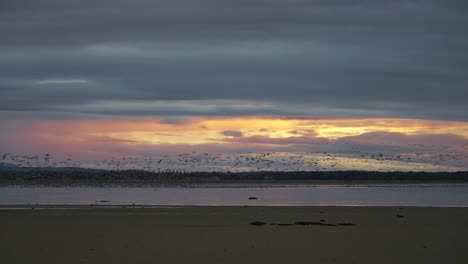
[1, 167, 468, 187]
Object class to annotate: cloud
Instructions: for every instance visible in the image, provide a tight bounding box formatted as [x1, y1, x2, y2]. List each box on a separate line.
[219, 129, 328, 145]
[36, 79, 88, 85]
[0, 0, 467, 120]
[0, 117, 466, 170]
[220, 130, 243, 137]
[339, 131, 468, 149]
[221, 135, 329, 145]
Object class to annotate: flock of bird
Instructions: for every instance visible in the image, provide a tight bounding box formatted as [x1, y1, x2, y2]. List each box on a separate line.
[1, 143, 467, 172]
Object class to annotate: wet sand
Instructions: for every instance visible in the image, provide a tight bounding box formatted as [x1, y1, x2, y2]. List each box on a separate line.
[1, 206, 468, 263]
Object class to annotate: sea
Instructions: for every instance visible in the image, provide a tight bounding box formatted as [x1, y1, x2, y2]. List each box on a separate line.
[1, 184, 468, 207]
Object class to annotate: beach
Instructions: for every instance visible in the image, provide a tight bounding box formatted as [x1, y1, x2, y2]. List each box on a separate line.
[2, 206, 468, 263]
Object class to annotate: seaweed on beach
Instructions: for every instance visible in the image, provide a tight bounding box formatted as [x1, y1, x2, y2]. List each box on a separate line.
[250, 221, 266, 226]
[255, 221, 357, 227]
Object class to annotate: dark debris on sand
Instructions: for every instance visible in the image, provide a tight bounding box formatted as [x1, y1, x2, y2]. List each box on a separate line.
[250, 221, 266, 226]
[295, 221, 338, 226]
[252, 221, 356, 227]
[271, 223, 295, 226]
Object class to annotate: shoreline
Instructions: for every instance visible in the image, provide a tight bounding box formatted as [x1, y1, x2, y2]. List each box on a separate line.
[2, 181, 468, 188]
[2, 205, 468, 210]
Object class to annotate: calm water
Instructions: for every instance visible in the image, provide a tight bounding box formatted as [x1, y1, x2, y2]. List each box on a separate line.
[1, 185, 468, 207]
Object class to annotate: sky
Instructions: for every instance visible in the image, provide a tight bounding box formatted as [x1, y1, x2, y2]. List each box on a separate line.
[1, 0, 467, 171]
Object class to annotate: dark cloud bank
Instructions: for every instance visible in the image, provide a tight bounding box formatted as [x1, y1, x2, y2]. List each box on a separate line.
[1, 0, 467, 120]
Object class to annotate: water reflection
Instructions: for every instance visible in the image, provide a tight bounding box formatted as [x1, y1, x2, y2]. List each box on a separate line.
[1, 185, 468, 207]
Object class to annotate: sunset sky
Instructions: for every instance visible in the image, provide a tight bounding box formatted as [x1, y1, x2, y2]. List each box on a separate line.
[1, 0, 467, 171]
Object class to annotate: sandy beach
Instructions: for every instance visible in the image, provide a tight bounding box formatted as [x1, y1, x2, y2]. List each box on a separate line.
[2, 206, 468, 264]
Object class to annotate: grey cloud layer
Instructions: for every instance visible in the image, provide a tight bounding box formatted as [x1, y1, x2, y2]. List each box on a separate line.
[1, 0, 467, 120]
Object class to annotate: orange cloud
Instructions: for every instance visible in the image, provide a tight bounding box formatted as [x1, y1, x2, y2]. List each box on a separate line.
[7, 117, 468, 147]
[1, 117, 467, 171]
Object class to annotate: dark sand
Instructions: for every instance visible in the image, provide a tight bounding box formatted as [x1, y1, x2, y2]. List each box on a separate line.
[1, 206, 468, 263]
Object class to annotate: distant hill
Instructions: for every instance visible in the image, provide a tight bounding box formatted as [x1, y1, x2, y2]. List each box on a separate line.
[0, 162, 20, 169]
[0, 167, 467, 187]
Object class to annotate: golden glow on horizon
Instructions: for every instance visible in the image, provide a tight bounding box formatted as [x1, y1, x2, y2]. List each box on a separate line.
[3, 117, 463, 172]
[32, 117, 468, 146]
